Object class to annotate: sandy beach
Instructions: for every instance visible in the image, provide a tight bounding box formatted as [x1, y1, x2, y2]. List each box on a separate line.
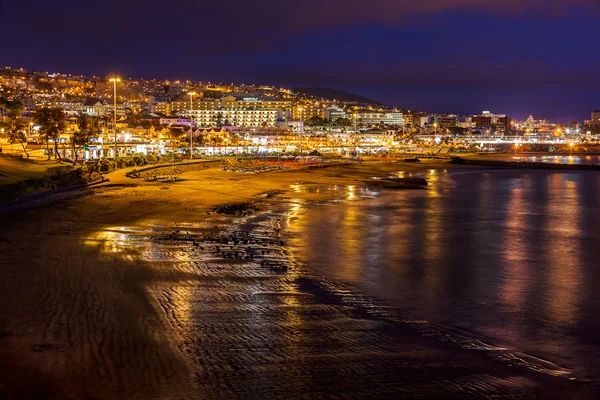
[1, 160, 597, 399]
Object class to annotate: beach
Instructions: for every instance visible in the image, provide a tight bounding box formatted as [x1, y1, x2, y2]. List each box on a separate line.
[1, 160, 598, 399]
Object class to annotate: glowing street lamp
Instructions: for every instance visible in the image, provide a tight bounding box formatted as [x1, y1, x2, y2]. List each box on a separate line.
[555, 127, 562, 137]
[109, 78, 121, 159]
[352, 112, 359, 148]
[188, 92, 196, 159]
[297, 106, 303, 155]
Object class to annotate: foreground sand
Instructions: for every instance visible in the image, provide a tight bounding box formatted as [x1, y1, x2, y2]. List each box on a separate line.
[1, 161, 597, 399]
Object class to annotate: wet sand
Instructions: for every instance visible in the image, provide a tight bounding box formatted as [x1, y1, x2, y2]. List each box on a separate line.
[1, 161, 597, 399]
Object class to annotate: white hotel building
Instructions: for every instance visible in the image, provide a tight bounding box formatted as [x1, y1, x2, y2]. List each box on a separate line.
[179, 108, 283, 128]
[358, 112, 404, 126]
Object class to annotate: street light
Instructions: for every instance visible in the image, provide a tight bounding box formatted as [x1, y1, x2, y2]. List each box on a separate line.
[188, 92, 196, 160]
[352, 113, 358, 149]
[297, 106, 303, 156]
[109, 78, 121, 159]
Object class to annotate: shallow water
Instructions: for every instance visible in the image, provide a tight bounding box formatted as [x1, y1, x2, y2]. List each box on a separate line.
[284, 169, 600, 383]
[79, 172, 600, 397]
[511, 155, 600, 165]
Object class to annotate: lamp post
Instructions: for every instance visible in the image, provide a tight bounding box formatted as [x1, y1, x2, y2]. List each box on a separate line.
[169, 124, 175, 174]
[297, 106, 303, 156]
[188, 92, 196, 160]
[110, 78, 121, 159]
[353, 113, 358, 147]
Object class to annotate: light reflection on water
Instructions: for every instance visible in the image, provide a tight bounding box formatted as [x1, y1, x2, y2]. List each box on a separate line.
[284, 169, 600, 381]
[512, 155, 600, 165]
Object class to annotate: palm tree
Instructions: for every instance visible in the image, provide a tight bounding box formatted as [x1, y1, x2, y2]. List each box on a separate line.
[6, 100, 29, 158]
[36, 107, 67, 161]
[0, 97, 7, 123]
[125, 107, 142, 126]
[71, 113, 101, 165]
[214, 112, 224, 128]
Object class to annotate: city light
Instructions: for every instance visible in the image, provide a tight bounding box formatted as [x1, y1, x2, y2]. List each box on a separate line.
[1, 66, 598, 160]
[3, 3, 600, 399]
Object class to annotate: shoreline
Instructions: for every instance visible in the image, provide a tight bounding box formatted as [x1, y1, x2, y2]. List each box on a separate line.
[460, 155, 600, 170]
[2, 154, 600, 210]
[1, 161, 598, 398]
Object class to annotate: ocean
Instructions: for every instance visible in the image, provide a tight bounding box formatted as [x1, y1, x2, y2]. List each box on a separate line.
[284, 168, 600, 384]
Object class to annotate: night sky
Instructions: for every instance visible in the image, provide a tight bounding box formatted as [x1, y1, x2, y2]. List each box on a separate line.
[2, 0, 599, 121]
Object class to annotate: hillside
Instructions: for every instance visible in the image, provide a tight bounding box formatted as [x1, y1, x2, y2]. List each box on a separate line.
[291, 87, 385, 106]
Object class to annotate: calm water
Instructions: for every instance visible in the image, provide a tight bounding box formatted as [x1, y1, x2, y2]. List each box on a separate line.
[512, 155, 600, 165]
[285, 169, 600, 382]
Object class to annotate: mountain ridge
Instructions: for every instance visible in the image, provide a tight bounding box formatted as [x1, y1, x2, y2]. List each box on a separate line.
[291, 87, 387, 107]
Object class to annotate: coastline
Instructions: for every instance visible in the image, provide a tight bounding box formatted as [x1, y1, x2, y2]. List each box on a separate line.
[1, 160, 598, 398]
[459, 155, 600, 170]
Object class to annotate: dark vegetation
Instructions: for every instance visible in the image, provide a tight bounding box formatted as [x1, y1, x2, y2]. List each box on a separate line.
[292, 87, 385, 106]
[0, 166, 103, 204]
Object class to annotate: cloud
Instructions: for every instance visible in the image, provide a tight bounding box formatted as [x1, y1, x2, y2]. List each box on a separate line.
[4, 0, 598, 42]
[272, 0, 595, 29]
[2, 0, 598, 81]
[189, 0, 599, 35]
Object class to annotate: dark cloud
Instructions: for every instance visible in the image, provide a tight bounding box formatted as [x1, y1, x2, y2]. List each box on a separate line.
[2, 0, 598, 53]
[2, 0, 599, 119]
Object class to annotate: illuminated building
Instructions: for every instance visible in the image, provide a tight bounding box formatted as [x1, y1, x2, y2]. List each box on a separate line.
[358, 112, 404, 126]
[292, 104, 324, 121]
[358, 127, 397, 145]
[432, 114, 458, 129]
[153, 95, 292, 117]
[181, 108, 283, 127]
[83, 98, 105, 116]
[159, 117, 193, 126]
[324, 105, 348, 121]
[472, 111, 511, 132]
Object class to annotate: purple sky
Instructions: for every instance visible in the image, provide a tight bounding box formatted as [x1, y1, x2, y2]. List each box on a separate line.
[1, 0, 599, 121]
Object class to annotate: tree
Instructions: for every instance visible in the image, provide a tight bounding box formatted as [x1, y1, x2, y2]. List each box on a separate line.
[450, 126, 466, 135]
[34, 80, 53, 91]
[202, 90, 221, 99]
[6, 100, 29, 158]
[168, 126, 186, 142]
[196, 133, 208, 146]
[36, 107, 67, 161]
[0, 97, 6, 122]
[125, 107, 142, 126]
[306, 116, 325, 126]
[334, 117, 351, 127]
[229, 134, 240, 146]
[71, 113, 100, 165]
[214, 112, 224, 128]
[5, 100, 24, 120]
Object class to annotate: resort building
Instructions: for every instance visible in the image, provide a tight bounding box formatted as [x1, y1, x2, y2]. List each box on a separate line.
[358, 112, 404, 126]
[180, 108, 283, 127]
